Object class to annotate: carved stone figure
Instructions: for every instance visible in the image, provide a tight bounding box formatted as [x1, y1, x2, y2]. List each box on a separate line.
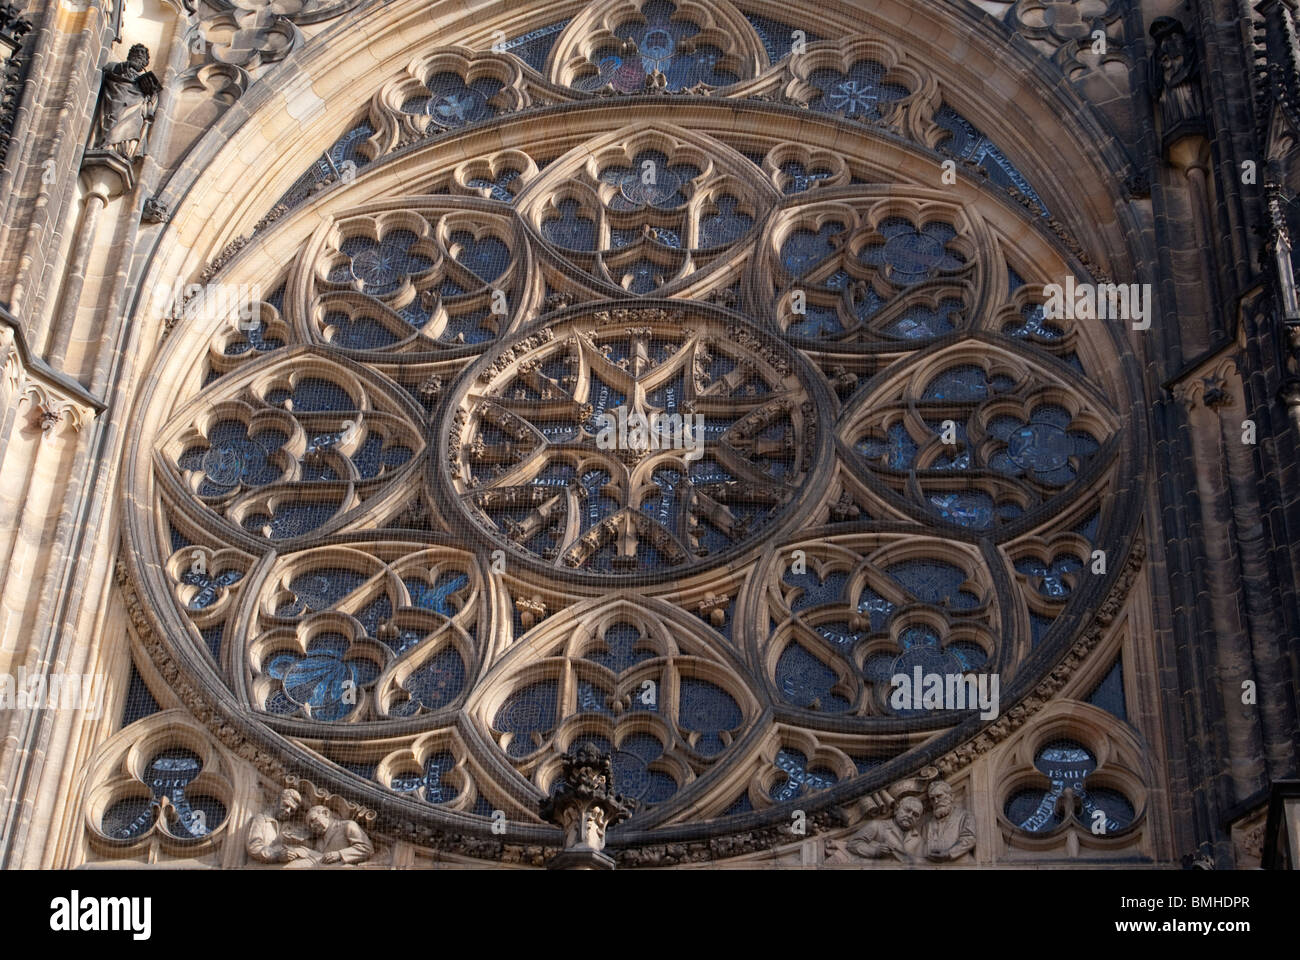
[302, 804, 374, 866]
[833, 796, 924, 862]
[539, 742, 633, 869]
[827, 778, 978, 864]
[1149, 17, 1205, 146]
[921, 780, 977, 861]
[246, 787, 315, 864]
[95, 44, 160, 160]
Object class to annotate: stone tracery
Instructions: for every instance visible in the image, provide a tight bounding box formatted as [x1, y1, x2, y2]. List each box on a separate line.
[112, 0, 1152, 866]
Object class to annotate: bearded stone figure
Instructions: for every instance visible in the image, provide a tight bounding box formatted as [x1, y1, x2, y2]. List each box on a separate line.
[1149, 17, 1205, 146]
[95, 43, 160, 161]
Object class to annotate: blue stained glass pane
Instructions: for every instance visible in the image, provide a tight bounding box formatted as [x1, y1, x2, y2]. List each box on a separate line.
[1006, 787, 1063, 832]
[934, 105, 1048, 216]
[949, 640, 988, 672]
[542, 199, 597, 250]
[403, 573, 468, 615]
[860, 218, 965, 286]
[501, 20, 570, 71]
[243, 501, 339, 540]
[121, 663, 160, 727]
[779, 160, 833, 194]
[612, 733, 675, 804]
[350, 435, 412, 478]
[678, 678, 742, 756]
[586, 623, 655, 673]
[783, 568, 848, 610]
[323, 312, 398, 350]
[809, 59, 908, 119]
[466, 168, 521, 202]
[411, 72, 501, 126]
[885, 300, 960, 339]
[1004, 302, 1064, 341]
[338, 230, 433, 297]
[577, 680, 612, 715]
[923, 365, 989, 402]
[593, 0, 737, 91]
[266, 377, 358, 412]
[406, 647, 467, 711]
[775, 644, 851, 713]
[1086, 657, 1127, 722]
[179, 421, 287, 495]
[770, 748, 837, 802]
[857, 422, 918, 470]
[277, 568, 367, 617]
[1074, 510, 1101, 544]
[699, 196, 753, 248]
[449, 231, 510, 283]
[1029, 612, 1055, 647]
[781, 222, 844, 274]
[928, 490, 994, 528]
[495, 681, 559, 756]
[272, 635, 376, 722]
[102, 796, 155, 840]
[745, 14, 821, 61]
[1015, 554, 1084, 598]
[179, 567, 242, 610]
[392, 751, 459, 804]
[858, 589, 896, 631]
[885, 560, 979, 610]
[1081, 786, 1135, 832]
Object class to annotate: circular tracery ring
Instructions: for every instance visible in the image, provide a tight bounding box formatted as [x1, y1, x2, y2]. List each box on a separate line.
[436, 301, 831, 581]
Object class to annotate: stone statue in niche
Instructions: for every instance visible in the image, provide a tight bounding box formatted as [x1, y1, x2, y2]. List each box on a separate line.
[825, 778, 977, 864]
[245, 787, 315, 864]
[1149, 17, 1205, 146]
[94, 43, 160, 161]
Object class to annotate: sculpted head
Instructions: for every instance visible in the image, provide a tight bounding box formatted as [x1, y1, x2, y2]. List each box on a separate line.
[126, 44, 150, 71]
[306, 805, 333, 835]
[894, 796, 924, 831]
[277, 788, 303, 820]
[928, 780, 954, 819]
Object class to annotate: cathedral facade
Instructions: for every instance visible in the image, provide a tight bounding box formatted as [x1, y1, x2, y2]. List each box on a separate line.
[0, 0, 1297, 869]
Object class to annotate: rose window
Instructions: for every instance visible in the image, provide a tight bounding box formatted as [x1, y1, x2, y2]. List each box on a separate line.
[123, 0, 1144, 863]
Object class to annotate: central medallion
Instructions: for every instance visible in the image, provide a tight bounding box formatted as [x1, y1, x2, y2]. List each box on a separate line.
[440, 303, 823, 577]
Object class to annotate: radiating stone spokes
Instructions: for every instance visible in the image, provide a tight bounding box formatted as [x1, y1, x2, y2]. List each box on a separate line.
[444, 304, 824, 576]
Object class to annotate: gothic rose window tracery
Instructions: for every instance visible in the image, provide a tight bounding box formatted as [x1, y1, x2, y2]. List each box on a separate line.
[123, 0, 1145, 860]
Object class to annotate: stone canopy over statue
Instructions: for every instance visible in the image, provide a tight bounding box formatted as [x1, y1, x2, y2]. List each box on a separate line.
[94, 43, 160, 161]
